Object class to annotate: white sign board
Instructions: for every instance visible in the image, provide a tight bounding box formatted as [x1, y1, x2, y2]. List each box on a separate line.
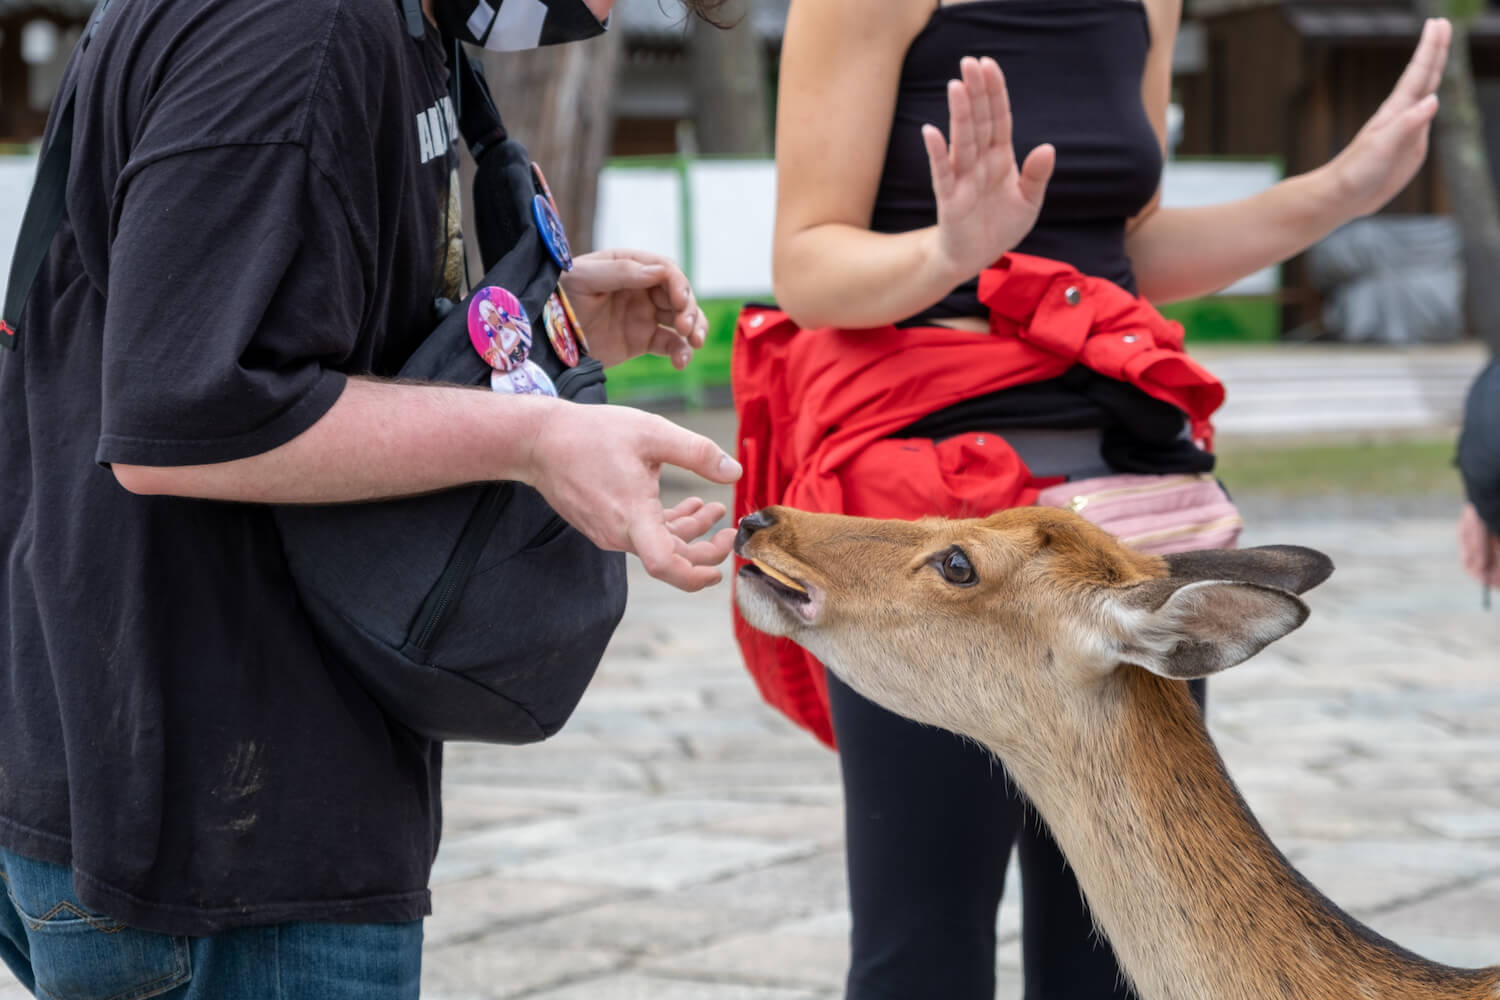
[687, 160, 777, 298]
[593, 166, 684, 270]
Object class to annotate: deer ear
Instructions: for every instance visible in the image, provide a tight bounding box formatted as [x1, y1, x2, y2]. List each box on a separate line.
[1116, 580, 1310, 680]
[1162, 545, 1333, 595]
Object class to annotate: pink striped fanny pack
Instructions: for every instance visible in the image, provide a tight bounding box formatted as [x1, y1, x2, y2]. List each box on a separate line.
[1035, 472, 1243, 555]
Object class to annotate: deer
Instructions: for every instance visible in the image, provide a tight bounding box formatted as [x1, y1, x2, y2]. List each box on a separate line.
[732, 504, 1500, 1000]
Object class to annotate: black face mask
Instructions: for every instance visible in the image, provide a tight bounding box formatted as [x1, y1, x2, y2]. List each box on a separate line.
[427, 0, 607, 51]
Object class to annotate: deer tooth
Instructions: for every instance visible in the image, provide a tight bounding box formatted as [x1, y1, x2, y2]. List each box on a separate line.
[753, 559, 808, 594]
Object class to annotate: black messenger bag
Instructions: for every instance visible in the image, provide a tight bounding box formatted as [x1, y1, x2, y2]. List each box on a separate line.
[269, 53, 626, 744]
[2, 28, 626, 744]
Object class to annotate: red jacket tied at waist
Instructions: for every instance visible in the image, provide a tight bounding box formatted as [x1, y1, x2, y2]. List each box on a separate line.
[730, 253, 1226, 747]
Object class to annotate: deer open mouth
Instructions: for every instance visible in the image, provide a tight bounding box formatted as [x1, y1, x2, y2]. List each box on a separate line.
[737, 558, 822, 623]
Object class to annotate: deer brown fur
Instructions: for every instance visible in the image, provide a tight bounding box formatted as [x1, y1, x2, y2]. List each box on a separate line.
[734, 504, 1500, 1000]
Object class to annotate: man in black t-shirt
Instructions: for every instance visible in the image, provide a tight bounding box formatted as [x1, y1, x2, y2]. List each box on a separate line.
[0, 0, 733, 995]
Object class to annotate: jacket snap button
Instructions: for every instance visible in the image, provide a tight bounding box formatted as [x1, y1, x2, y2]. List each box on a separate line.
[1064, 286, 1081, 306]
[1123, 334, 1138, 344]
[750, 314, 765, 328]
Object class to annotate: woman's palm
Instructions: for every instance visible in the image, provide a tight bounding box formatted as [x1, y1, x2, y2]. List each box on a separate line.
[924, 57, 1055, 277]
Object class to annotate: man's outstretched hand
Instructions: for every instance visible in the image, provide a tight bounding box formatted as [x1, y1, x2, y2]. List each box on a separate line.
[527, 403, 741, 592]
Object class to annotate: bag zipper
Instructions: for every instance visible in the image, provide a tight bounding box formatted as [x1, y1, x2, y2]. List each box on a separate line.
[1120, 513, 1244, 548]
[1062, 474, 1210, 513]
[409, 482, 514, 652]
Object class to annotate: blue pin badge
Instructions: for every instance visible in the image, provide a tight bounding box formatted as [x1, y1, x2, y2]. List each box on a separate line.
[532, 194, 573, 271]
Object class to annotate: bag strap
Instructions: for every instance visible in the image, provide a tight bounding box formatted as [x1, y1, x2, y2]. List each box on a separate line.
[447, 40, 508, 162]
[0, 0, 113, 352]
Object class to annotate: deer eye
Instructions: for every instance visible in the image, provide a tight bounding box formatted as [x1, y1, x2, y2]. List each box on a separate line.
[935, 547, 977, 586]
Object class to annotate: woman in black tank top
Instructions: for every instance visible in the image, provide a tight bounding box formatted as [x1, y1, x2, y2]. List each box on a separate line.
[763, 2, 1451, 998]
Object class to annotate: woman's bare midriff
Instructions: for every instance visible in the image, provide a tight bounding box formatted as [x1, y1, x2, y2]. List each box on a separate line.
[931, 316, 990, 333]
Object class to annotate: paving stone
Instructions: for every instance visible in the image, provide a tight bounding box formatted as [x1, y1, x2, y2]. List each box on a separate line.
[501, 832, 820, 893]
[431, 799, 769, 884]
[1418, 809, 1500, 840]
[705, 804, 845, 846]
[503, 897, 785, 957]
[426, 875, 620, 947]
[643, 918, 850, 992]
[524, 974, 825, 1000]
[0, 972, 28, 998]
[1236, 785, 1482, 840]
[1361, 873, 1500, 968]
[1283, 839, 1500, 913]
[421, 940, 622, 1000]
[667, 854, 849, 918]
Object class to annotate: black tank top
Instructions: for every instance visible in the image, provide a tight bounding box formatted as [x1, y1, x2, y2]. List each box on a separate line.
[871, 0, 1162, 322]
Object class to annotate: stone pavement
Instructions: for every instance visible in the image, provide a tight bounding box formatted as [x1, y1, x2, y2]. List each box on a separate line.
[3, 423, 1499, 999]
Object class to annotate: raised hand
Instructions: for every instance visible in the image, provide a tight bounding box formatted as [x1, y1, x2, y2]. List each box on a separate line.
[527, 403, 740, 592]
[1331, 18, 1451, 218]
[558, 249, 709, 371]
[922, 56, 1055, 280]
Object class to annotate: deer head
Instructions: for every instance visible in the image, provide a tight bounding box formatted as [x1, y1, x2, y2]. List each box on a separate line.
[734, 505, 1333, 757]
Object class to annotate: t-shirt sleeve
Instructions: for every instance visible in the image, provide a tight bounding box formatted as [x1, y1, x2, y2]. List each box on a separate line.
[96, 143, 367, 467]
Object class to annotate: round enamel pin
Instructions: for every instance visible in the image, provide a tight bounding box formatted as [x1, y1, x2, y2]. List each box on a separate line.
[556, 286, 589, 354]
[542, 293, 580, 368]
[490, 359, 557, 397]
[532, 194, 573, 271]
[468, 286, 532, 372]
[531, 162, 558, 212]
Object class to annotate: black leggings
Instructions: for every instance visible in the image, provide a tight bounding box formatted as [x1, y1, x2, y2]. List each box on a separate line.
[827, 668, 1206, 1000]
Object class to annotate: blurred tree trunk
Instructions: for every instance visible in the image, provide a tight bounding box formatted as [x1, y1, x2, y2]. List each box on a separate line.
[1416, 0, 1500, 353]
[462, 31, 624, 278]
[688, 0, 772, 155]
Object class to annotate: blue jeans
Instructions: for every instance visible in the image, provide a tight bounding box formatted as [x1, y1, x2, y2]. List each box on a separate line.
[0, 850, 422, 1000]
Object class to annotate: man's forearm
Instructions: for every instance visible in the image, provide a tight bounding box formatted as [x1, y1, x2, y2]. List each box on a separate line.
[112, 376, 558, 503]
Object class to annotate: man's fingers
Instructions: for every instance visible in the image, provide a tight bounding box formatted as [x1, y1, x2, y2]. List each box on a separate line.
[663, 496, 705, 522]
[672, 527, 735, 569]
[666, 501, 727, 542]
[626, 509, 719, 591]
[573, 257, 669, 294]
[650, 421, 742, 484]
[645, 324, 695, 369]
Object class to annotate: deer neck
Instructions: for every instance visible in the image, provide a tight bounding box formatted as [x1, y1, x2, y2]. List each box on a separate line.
[982, 669, 1499, 1000]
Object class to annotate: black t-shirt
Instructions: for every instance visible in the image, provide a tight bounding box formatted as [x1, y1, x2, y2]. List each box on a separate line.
[0, 0, 465, 934]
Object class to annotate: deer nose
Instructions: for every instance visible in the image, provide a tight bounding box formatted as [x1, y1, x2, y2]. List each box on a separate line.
[735, 509, 778, 554]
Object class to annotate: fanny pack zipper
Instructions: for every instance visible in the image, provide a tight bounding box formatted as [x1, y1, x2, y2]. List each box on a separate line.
[408, 482, 514, 653]
[1062, 474, 1211, 513]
